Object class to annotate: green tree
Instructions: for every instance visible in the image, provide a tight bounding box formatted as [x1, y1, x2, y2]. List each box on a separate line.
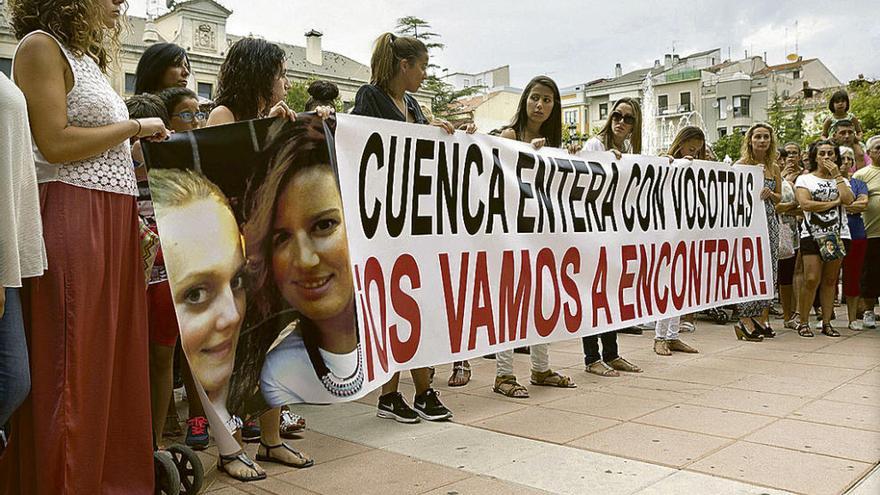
[767, 93, 787, 141]
[787, 101, 805, 145]
[850, 78, 880, 138]
[285, 78, 311, 112]
[395, 16, 482, 118]
[712, 132, 744, 162]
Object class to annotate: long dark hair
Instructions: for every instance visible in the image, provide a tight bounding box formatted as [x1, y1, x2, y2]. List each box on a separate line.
[598, 97, 642, 153]
[505, 76, 562, 148]
[135, 42, 190, 94]
[214, 37, 287, 120]
[667, 126, 707, 160]
[807, 139, 842, 173]
[369, 33, 427, 93]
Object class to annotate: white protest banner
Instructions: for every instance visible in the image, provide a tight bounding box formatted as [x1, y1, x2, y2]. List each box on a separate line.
[335, 114, 773, 389]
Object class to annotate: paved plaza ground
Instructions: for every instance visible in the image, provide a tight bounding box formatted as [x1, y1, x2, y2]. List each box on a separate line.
[183, 313, 880, 495]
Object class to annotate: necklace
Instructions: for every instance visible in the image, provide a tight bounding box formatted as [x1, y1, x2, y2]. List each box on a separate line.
[301, 320, 364, 398]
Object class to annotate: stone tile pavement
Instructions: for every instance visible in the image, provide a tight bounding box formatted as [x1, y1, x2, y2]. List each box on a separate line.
[178, 314, 880, 495]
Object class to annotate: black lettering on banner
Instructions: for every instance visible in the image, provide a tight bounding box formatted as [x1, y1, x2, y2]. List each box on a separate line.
[569, 159, 588, 232]
[554, 158, 573, 232]
[436, 142, 459, 235]
[411, 139, 434, 236]
[359, 132, 383, 239]
[622, 163, 640, 232]
[534, 156, 556, 233]
[386, 136, 409, 238]
[517, 152, 536, 234]
[487, 148, 509, 234]
[462, 144, 485, 235]
[584, 161, 606, 232]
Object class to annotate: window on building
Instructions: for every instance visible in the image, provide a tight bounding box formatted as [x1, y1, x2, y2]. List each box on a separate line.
[198, 82, 213, 100]
[0, 58, 12, 77]
[476, 78, 482, 86]
[564, 109, 579, 125]
[658, 95, 668, 113]
[717, 97, 727, 120]
[124, 73, 137, 94]
[599, 103, 608, 119]
[679, 92, 691, 112]
[463, 78, 470, 87]
[717, 127, 728, 138]
[734, 125, 750, 135]
[733, 95, 750, 117]
[793, 70, 801, 79]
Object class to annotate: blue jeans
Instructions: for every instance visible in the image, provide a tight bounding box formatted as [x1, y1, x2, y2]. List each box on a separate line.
[0, 287, 30, 427]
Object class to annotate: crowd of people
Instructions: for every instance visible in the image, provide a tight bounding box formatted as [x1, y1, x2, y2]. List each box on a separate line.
[0, 0, 877, 493]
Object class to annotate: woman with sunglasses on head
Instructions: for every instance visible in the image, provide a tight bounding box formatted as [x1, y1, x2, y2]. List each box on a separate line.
[795, 140, 853, 338]
[732, 123, 782, 341]
[581, 98, 643, 377]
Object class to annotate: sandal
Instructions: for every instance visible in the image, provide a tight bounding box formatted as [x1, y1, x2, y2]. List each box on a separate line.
[218, 450, 266, 482]
[821, 323, 841, 337]
[256, 441, 314, 468]
[607, 357, 642, 373]
[797, 323, 814, 338]
[447, 361, 471, 387]
[585, 360, 619, 377]
[530, 369, 577, 388]
[493, 375, 529, 398]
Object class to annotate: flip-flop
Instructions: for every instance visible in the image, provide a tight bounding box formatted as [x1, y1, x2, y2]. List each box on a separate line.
[256, 442, 314, 468]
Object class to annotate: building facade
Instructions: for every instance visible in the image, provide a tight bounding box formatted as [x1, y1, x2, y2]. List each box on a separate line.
[0, 0, 431, 109]
[443, 65, 510, 94]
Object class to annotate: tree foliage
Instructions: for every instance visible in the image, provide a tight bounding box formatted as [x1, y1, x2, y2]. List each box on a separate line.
[711, 131, 743, 162]
[766, 93, 805, 146]
[395, 16, 482, 118]
[850, 78, 880, 139]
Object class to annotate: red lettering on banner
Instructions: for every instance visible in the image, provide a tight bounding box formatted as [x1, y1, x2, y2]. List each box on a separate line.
[439, 252, 469, 353]
[390, 254, 422, 364]
[755, 236, 767, 294]
[671, 241, 687, 311]
[688, 240, 702, 306]
[636, 244, 655, 318]
[534, 248, 561, 337]
[618, 245, 637, 321]
[359, 259, 388, 380]
[727, 238, 742, 298]
[560, 247, 582, 333]
[499, 250, 531, 343]
[741, 237, 755, 296]
[469, 251, 498, 350]
[702, 239, 717, 303]
[592, 247, 612, 326]
[654, 242, 671, 313]
[714, 239, 730, 300]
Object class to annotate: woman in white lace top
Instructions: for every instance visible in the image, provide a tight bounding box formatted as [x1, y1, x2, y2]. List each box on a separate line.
[2, 1, 170, 493]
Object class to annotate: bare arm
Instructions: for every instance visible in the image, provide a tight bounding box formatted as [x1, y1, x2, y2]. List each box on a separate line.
[846, 194, 869, 214]
[821, 118, 831, 139]
[13, 34, 166, 163]
[206, 105, 236, 127]
[837, 179, 854, 205]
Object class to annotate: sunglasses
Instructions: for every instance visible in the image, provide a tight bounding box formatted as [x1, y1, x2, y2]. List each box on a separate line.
[172, 111, 207, 123]
[611, 111, 636, 126]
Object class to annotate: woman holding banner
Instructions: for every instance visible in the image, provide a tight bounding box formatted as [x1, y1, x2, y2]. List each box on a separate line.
[352, 32, 474, 421]
[490, 76, 577, 397]
[2, 0, 170, 492]
[733, 123, 782, 341]
[581, 98, 644, 377]
[205, 36, 316, 479]
[795, 140, 853, 337]
[653, 127, 705, 356]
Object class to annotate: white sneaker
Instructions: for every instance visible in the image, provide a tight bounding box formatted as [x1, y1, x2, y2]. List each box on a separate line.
[679, 321, 696, 333]
[863, 311, 876, 329]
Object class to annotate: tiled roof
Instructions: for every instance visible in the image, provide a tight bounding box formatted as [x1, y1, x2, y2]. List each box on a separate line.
[755, 58, 817, 75]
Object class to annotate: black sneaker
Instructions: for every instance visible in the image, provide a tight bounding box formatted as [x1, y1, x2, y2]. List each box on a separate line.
[618, 326, 643, 335]
[185, 416, 210, 450]
[377, 392, 420, 423]
[241, 419, 261, 442]
[413, 388, 453, 421]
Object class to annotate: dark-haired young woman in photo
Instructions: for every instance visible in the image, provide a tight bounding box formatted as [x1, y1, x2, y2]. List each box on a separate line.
[3, 0, 170, 492]
[206, 36, 313, 482]
[490, 75, 576, 397]
[795, 140, 853, 337]
[353, 32, 475, 422]
[582, 98, 643, 377]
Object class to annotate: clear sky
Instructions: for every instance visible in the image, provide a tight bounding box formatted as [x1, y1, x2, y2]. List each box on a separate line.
[127, 0, 879, 88]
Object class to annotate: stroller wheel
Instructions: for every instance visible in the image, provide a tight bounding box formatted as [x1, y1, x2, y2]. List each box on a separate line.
[714, 310, 729, 324]
[154, 450, 181, 495]
[166, 444, 205, 494]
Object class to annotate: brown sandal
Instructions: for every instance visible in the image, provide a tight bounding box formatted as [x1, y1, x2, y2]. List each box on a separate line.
[607, 357, 642, 373]
[821, 323, 841, 337]
[493, 375, 529, 398]
[797, 323, 814, 338]
[448, 361, 471, 387]
[256, 441, 314, 468]
[530, 369, 577, 388]
[585, 360, 619, 377]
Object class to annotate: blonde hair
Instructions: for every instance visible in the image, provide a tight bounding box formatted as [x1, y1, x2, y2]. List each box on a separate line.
[9, 0, 128, 72]
[740, 123, 780, 176]
[148, 168, 231, 214]
[667, 126, 707, 160]
[369, 33, 427, 92]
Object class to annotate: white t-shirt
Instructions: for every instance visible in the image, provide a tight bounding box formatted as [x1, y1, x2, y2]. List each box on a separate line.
[584, 136, 632, 153]
[260, 322, 360, 406]
[795, 173, 850, 239]
[0, 73, 48, 287]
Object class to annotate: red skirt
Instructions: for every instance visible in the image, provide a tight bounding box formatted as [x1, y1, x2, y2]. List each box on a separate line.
[0, 182, 153, 494]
